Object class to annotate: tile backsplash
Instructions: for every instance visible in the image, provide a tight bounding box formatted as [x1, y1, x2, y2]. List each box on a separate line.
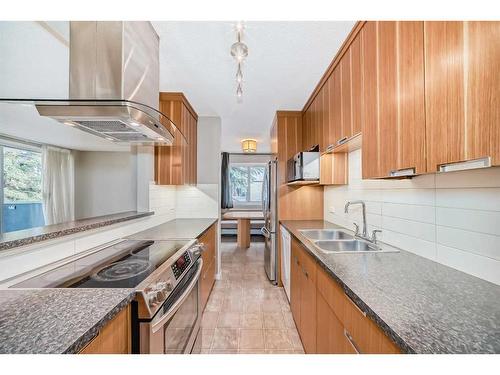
[324, 149, 500, 285]
[175, 184, 219, 218]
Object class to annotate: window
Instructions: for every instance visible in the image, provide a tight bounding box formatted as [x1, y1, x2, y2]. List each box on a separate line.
[0, 141, 44, 233]
[229, 164, 265, 206]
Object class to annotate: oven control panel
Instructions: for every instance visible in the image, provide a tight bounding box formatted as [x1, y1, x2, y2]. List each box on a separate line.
[171, 251, 192, 279]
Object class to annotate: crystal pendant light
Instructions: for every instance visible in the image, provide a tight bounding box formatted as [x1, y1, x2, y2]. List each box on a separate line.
[230, 41, 248, 62]
[236, 64, 243, 84]
[236, 84, 243, 98]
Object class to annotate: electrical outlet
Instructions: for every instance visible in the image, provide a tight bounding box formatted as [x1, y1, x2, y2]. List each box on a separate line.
[329, 206, 335, 213]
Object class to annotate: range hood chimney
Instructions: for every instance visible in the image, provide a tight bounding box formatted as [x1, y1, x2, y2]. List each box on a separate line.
[32, 21, 176, 145]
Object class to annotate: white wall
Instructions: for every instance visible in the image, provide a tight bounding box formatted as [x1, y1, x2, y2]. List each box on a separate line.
[74, 151, 137, 219]
[324, 149, 500, 285]
[197, 117, 221, 184]
[195, 116, 222, 277]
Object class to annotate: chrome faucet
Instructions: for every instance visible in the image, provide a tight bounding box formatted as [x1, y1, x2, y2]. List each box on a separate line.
[344, 200, 381, 244]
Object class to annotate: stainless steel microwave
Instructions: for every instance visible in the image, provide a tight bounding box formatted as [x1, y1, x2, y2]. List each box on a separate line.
[287, 151, 320, 183]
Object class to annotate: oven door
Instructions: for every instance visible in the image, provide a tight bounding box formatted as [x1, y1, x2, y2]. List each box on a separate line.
[139, 259, 202, 354]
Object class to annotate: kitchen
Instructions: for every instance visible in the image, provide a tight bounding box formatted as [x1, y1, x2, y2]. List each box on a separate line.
[0, 1, 499, 374]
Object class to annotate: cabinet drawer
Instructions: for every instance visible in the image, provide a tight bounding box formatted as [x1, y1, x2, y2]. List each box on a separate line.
[343, 289, 401, 354]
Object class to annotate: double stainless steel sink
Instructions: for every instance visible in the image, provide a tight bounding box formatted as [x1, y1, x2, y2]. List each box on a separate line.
[299, 229, 397, 254]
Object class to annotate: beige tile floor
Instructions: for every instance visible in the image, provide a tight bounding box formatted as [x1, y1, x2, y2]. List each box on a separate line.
[200, 240, 305, 354]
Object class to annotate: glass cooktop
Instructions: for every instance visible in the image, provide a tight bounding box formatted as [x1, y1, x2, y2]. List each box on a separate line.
[11, 239, 189, 289]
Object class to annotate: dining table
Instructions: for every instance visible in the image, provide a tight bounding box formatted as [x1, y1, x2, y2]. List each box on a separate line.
[222, 211, 264, 248]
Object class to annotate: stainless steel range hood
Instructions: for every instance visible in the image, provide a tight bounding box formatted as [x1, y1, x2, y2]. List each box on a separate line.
[2, 21, 178, 145]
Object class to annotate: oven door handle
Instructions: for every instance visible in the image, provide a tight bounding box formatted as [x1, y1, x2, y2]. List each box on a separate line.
[151, 259, 203, 334]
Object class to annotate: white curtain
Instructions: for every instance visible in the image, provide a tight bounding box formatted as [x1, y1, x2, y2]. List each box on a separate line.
[42, 145, 75, 225]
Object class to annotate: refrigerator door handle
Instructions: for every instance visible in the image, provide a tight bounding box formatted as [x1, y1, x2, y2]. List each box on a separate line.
[261, 226, 271, 238]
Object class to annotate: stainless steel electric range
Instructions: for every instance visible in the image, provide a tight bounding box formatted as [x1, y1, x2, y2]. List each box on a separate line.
[11, 238, 205, 354]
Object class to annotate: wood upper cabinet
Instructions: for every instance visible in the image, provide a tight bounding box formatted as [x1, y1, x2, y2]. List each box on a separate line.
[79, 305, 131, 354]
[424, 21, 500, 171]
[155, 92, 198, 185]
[199, 222, 217, 311]
[302, 95, 322, 152]
[290, 237, 317, 353]
[361, 21, 426, 179]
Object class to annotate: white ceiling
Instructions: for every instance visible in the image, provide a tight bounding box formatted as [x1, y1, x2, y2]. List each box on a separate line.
[152, 21, 355, 152]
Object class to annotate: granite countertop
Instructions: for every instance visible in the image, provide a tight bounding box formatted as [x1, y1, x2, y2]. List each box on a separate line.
[0, 288, 135, 354]
[280, 220, 500, 354]
[127, 218, 218, 240]
[0, 211, 154, 252]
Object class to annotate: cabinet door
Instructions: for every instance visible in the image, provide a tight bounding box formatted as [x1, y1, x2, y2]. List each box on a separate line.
[321, 80, 331, 151]
[425, 21, 500, 170]
[361, 21, 426, 179]
[199, 224, 216, 310]
[317, 291, 352, 353]
[290, 240, 302, 327]
[298, 247, 317, 353]
[155, 99, 185, 185]
[361, 21, 380, 179]
[330, 66, 342, 147]
[340, 49, 352, 140]
[350, 33, 362, 136]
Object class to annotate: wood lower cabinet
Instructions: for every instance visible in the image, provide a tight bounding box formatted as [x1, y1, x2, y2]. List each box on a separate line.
[317, 293, 356, 354]
[424, 21, 500, 171]
[155, 92, 198, 185]
[290, 242, 302, 327]
[199, 222, 217, 311]
[290, 237, 317, 353]
[290, 235, 401, 354]
[79, 305, 131, 354]
[316, 264, 401, 354]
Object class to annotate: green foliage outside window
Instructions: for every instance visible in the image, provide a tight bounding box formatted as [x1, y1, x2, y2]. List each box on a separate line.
[3, 147, 42, 203]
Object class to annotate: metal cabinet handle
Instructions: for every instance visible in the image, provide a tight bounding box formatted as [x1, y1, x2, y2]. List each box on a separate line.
[389, 167, 416, 177]
[337, 136, 348, 145]
[344, 329, 361, 354]
[301, 265, 309, 279]
[438, 157, 491, 173]
[261, 226, 271, 238]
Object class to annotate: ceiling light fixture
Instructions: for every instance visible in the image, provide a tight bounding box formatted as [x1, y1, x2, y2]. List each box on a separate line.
[236, 64, 243, 84]
[241, 139, 257, 153]
[230, 21, 248, 101]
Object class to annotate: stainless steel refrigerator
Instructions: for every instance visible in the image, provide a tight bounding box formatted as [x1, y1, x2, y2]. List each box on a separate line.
[261, 157, 278, 284]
